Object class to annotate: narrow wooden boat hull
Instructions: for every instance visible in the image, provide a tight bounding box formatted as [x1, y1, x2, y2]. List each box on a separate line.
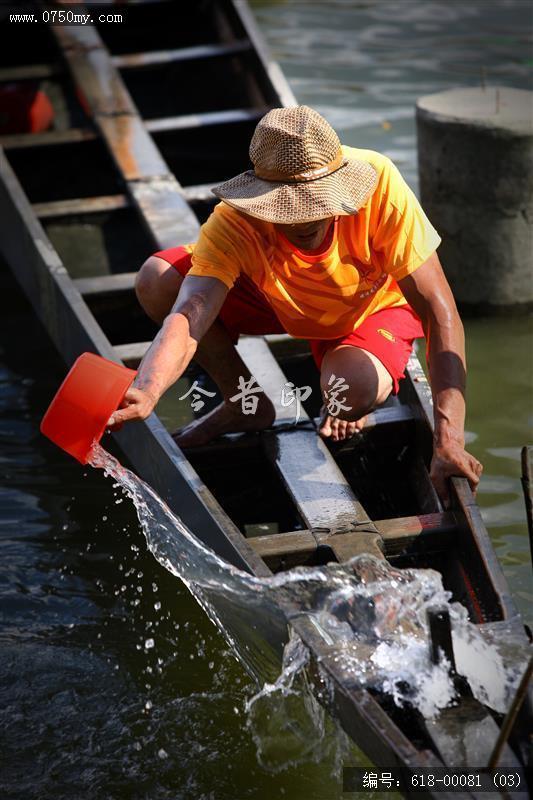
[0, 2, 530, 794]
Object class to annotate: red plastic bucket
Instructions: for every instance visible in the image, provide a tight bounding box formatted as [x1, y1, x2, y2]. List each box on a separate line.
[0, 84, 54, 134]
[40, 353, 137, 464]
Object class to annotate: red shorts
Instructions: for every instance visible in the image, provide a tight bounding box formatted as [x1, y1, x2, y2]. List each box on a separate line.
[154, 246, 424, 394]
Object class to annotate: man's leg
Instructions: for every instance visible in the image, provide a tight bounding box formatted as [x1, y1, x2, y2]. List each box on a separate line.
[135, 256, 275, 446]
[314, 306, 424, 442]
[319, 345, 393, 441]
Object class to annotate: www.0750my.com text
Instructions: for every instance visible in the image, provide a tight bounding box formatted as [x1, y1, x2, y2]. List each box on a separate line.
[9, 10, 123, 25]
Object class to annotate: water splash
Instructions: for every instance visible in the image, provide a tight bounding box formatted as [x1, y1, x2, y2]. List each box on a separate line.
[89, 444, 529, 729]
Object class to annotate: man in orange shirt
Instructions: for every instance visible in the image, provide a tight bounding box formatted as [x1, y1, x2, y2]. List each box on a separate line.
[108, 106, 482, 505]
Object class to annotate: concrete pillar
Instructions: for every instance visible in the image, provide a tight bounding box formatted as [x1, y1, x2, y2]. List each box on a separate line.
[416, 87, 533, 311]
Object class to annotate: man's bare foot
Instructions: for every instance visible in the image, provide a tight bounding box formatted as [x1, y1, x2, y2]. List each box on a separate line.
[319, 412, 367, 442]
[173, 395, 276, 448]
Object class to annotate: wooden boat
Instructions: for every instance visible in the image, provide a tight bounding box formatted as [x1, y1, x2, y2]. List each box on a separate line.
[0, 2, 530, 794]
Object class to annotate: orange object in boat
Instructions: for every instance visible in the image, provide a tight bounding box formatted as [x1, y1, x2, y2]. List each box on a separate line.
[0, 84, 54, 134]
[40, 353, 137, 464]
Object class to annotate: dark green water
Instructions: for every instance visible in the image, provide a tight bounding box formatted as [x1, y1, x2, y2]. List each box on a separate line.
[1, 2, 532, 799]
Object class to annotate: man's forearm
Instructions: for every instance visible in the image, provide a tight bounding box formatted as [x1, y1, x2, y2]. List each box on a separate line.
[398, 255, 481, 503]
[130, 275, 228, 406]
[425, 306, 467, 447]
[133, 313, 197, 403]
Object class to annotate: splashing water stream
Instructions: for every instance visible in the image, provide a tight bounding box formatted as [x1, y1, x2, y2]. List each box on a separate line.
[89, 444, 529, 762]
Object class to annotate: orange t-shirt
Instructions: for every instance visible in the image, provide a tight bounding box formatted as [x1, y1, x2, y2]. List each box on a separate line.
[188, 146, 441, 340]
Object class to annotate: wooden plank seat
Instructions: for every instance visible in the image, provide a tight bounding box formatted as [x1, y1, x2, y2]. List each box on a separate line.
[0, 63, 60, 82]
[0, 43, 253, 84]
[248, 511, 459, 570]
[112, 41, 253, 69]
[33, 194, 130, 219]
[113, 339, 151, 365]
[32, 184, 218, 221]
[144, 106, 268, 133]
[74, 273, 138, 297]
[0, 105, 263, 150]
[0, 128, 98, 150]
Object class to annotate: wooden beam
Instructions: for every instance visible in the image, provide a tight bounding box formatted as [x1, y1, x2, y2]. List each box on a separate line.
[33, 194, 129, 219]
[128, 175, 201, 250]
[97, 113, 168, 181]
[181, 183, 218, 203]
[74, 273, 137, 296]
[0, 63, 60, 82]
[33, 187, 212, 221]
[404, 351, 435, 433]
[50, 21, 199, 247]
[0, 148, 115, 362]
[0, 127, 97, 150]
[264, 332, 310, 360]
[236, 336, 379, 542]
[376, 510, 457, 544]
[320, 530, 384, 562]
[357, 403, 416, 430]
[451, 477, 518, 621]
[265, 425, 379, 538]
[113, 340, 151, 365]
[112, 41, 252, 69]
[53, 28, 136, 116]
[114, 346, 210, 376]
[145, 107, 267, 134]
[248, 529, 316, 570]
[248, 512, 458, 567]
[319, 405, 417, 446]
[236, 336, 295, 423]
[424, 696, 523, 772]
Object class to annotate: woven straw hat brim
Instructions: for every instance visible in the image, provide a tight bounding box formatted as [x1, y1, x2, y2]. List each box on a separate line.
[211, 157, 378, 224]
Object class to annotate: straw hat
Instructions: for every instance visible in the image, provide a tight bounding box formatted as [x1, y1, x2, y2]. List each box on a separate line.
[212, 106, 378, 224]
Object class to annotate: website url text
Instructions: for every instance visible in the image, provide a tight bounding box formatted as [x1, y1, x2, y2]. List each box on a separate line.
[9, 10, 123, 25]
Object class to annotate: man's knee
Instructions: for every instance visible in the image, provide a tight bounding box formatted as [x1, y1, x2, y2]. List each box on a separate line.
[323, 379, 378, 420]
[135, 255, 182, 322]
[320, 346, 392, 419]
[135, 256, 165, 304]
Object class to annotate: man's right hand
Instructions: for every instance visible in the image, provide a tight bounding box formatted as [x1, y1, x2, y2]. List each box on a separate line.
[107, 386, 158, 430]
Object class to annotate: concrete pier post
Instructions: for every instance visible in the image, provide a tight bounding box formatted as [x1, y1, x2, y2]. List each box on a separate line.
[416, 87, 533, 312]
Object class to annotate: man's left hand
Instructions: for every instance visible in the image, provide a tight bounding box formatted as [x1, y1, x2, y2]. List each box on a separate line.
[430, 442, 483, 508]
